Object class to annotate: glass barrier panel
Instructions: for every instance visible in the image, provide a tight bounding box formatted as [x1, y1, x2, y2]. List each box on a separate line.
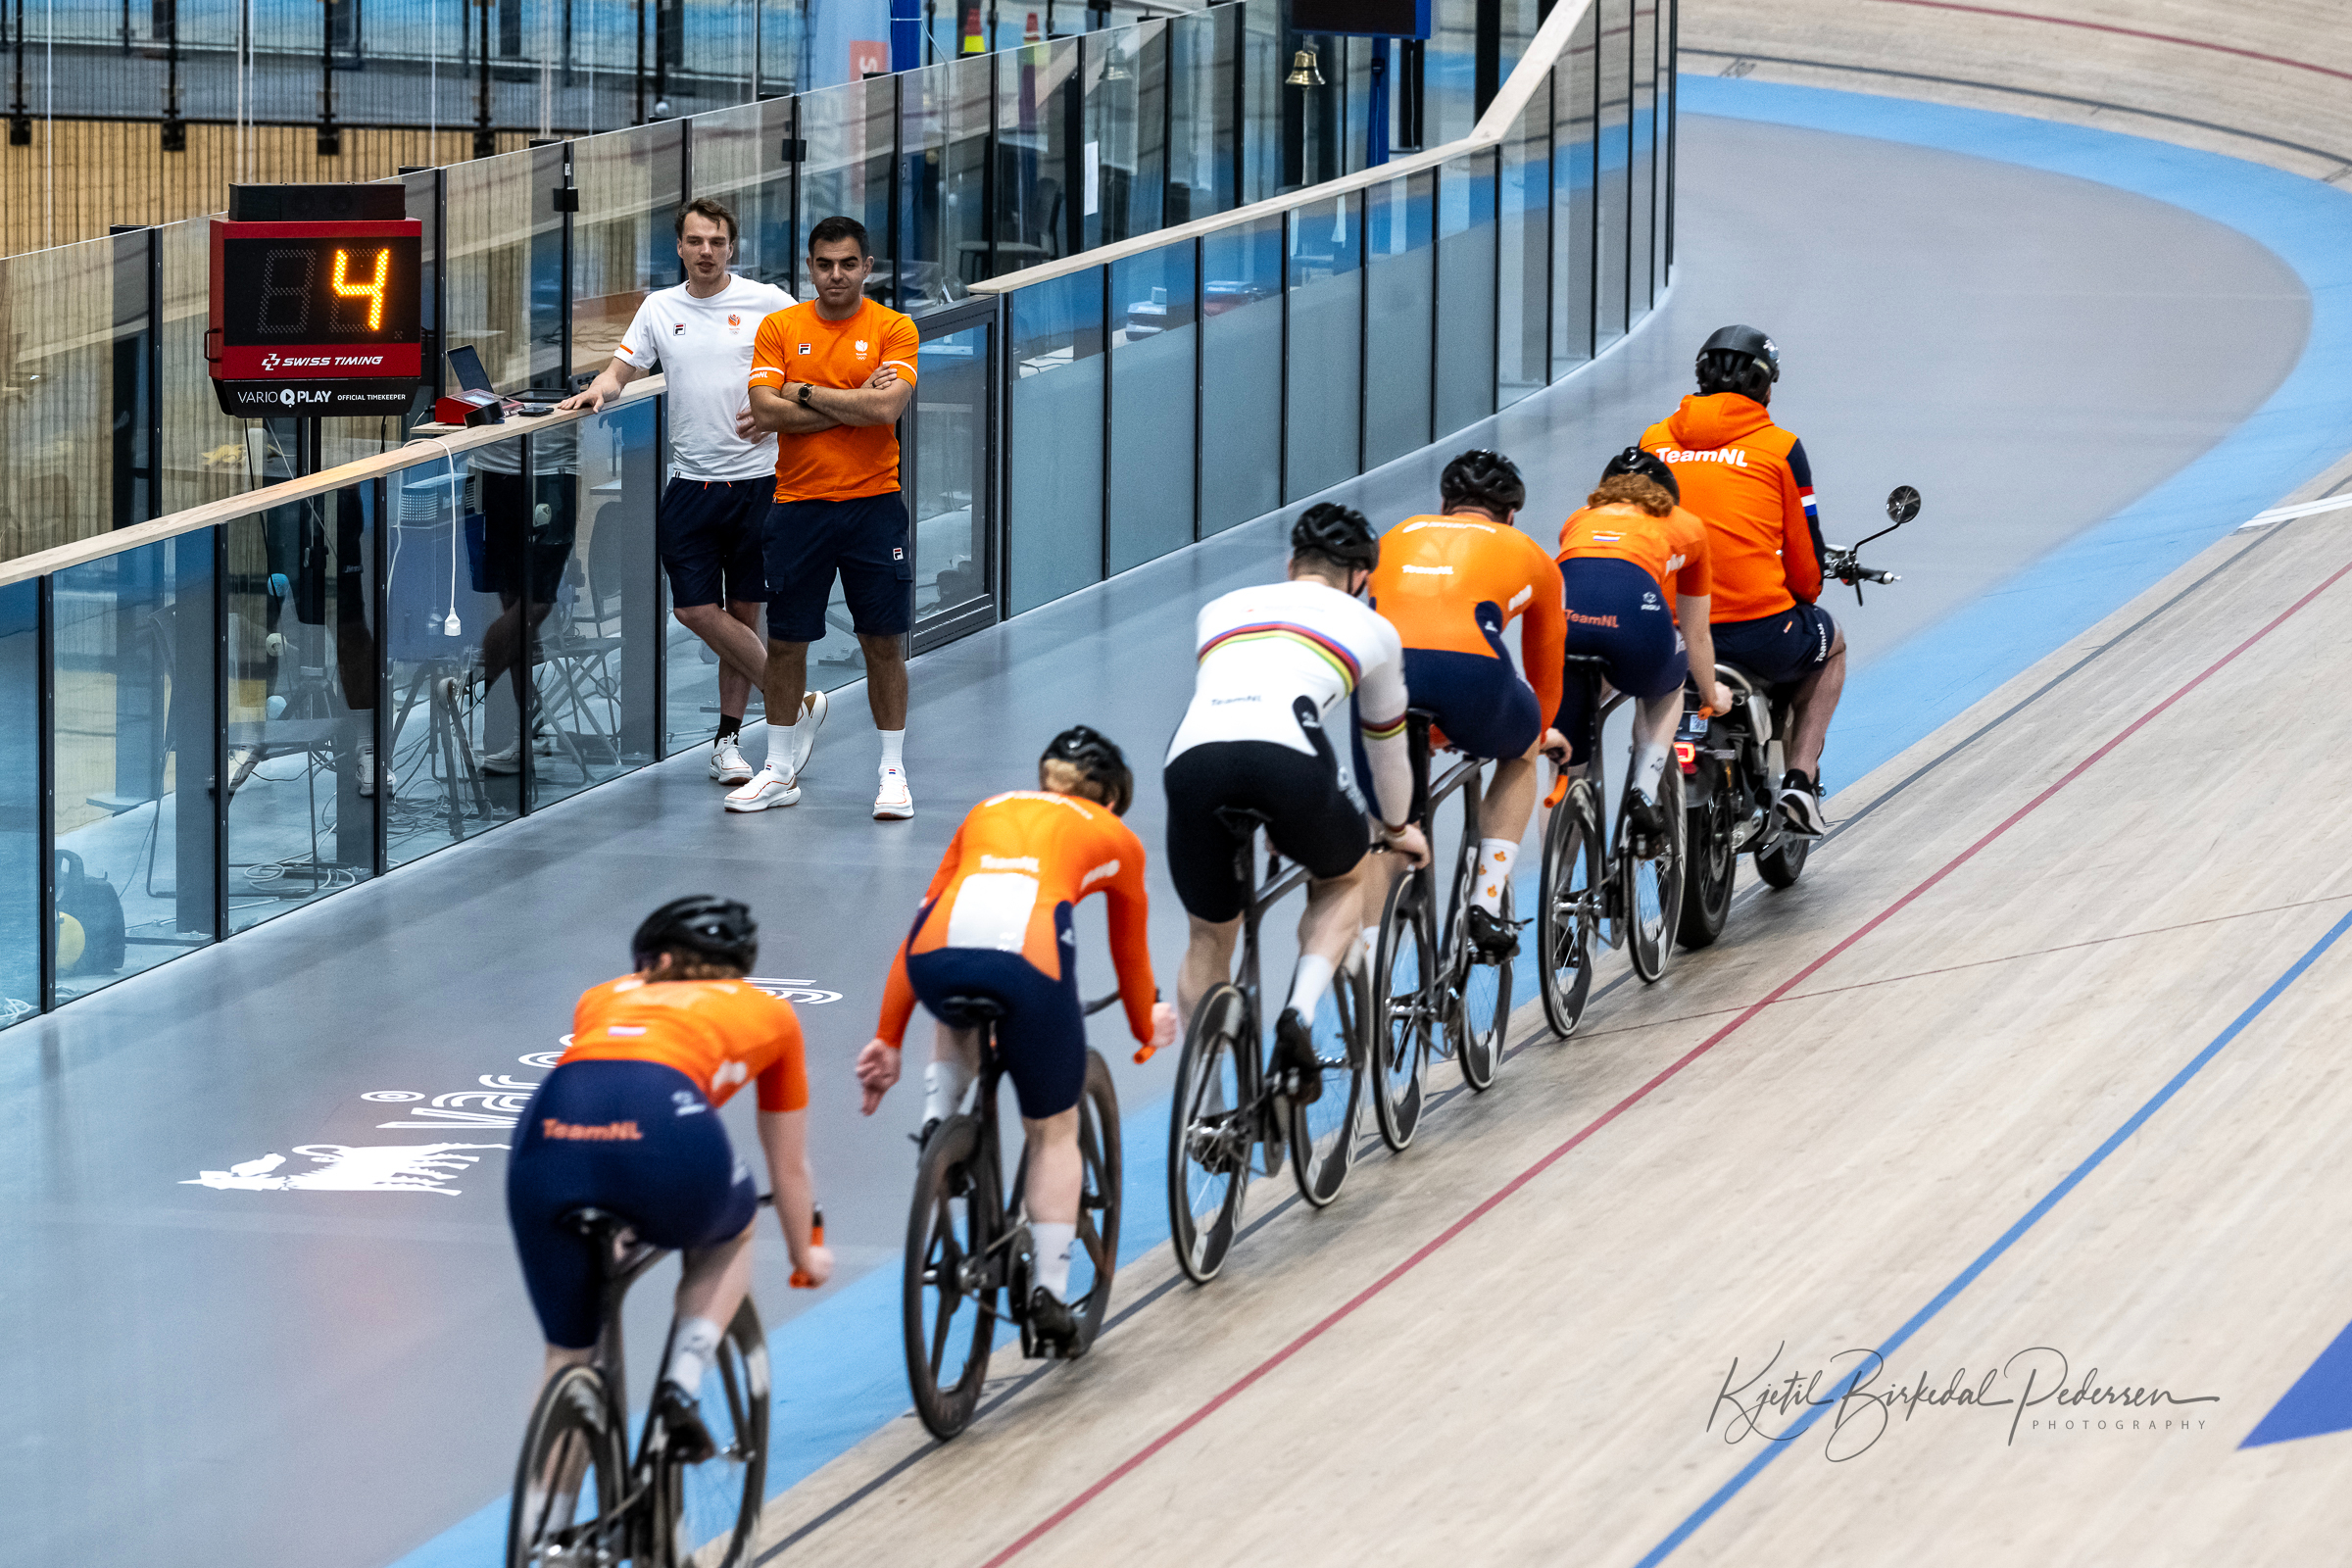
[1426, 0, 1481, 149]
[1107, 241, 1198, 573]
[223, 482, 378, 932]
[1342, 38, 1373, 177]
[1092, 21, 1169, 249]
[1595, 0, 1632, 348]
[0, 237, 117, 563]
[900, 58, 993, 312]
[1240, 0, 1282, 204]
[911, 322, 993, 627]
[1553, 7, 1598, 379]
[158, 219, 255, 519]
[1006, 269, 1105, 614]
[801, 77, 901, 305]
[1497, 75, 1551, 408]
[1631, 0, 1658, 317]
[1199, 213, 1282, 533]
[530, 408, 659, 808]
[574, 121, 686, 380]
[1365, 172, 1436, 470]
[1500, 0, 1544, 81]
[1653, 0, 1677, 297]
[693, 99, 802, 296]
[1286, 195, 1363, 502]
[1167, 2, 1239, 224]
[1434, 152, 1496, 438]
[997, 39, 1082, 274]
[50, 532, 216, 1002]
[0, 580, 36, 1027]
[382, 444, 524, 864]
[446, 150, 540, 394]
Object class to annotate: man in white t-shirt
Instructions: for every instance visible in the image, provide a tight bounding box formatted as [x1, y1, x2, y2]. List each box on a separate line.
[558, 197, 822, 783]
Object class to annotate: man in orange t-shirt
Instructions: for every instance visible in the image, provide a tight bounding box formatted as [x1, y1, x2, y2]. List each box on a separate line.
[731, 215, 922, 822]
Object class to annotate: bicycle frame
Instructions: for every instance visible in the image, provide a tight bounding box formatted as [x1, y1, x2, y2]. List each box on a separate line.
[1226, 818, 1313, 1155]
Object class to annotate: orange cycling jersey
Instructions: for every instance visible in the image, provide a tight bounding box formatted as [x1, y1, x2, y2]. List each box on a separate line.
[878, 791, 1157, 1048]
[1368, 514, 1566, 723]
[1555, 503, 1714, 607]
[562, 976, 809, 1113]
[1642, 393, 1823, 623]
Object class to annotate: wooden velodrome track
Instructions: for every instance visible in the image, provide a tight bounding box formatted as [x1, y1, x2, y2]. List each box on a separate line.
[740, 508, 2352, 1564]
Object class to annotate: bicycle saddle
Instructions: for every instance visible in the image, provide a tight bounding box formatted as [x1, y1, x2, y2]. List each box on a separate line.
[938, 994, 1007, 1024]
[1210, 805, 1271, 841]
[1561, 654, 1612, 671]
[561, 1206, 632, 1244]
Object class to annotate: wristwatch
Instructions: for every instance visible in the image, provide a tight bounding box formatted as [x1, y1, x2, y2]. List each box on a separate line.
[796, 383, 815, 409]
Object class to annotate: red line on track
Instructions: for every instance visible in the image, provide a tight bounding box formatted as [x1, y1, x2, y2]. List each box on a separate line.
[979, 559, 2352, 1566]
[1867, 0, 2352, 87]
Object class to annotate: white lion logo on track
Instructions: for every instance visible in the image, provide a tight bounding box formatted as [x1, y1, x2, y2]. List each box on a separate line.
[182, 1144, 508, 1196]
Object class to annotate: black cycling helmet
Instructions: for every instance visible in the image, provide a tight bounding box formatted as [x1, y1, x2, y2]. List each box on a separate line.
[1290, 502, 1380, 574]
[1694, 324, 1780, 402]
[1042, 724, 1134, 815]
[1600, 445, 1679, 503]
[632, 896, 759, 973]
[1439, 449, 1527, 516]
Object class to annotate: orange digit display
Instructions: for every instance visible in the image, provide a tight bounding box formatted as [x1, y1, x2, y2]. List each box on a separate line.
[332, 247, 390, 330]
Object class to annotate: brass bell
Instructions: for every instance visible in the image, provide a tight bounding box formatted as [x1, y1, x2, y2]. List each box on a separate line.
[1285, 46, 1326, 89]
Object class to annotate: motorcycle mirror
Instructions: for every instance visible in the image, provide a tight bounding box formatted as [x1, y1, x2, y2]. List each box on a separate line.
[1886, 485, 1921, 526]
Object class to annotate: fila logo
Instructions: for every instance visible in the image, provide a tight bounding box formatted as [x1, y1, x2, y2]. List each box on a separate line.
[796, 343, 812, 356]
[892, 546, 905, 561]
[672, 321, 687, 334]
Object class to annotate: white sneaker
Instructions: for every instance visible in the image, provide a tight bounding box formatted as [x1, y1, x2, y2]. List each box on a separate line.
[791, 690, 828, 777]
[709, 737, 753, 784]
[725, 763, 801, 812]
[873, 765, 913, 820]
[482, 741, 522, 775]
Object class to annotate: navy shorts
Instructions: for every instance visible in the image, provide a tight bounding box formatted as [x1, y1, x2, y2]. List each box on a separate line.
[1556, 558, 1689, 765]
[1165, 722, 1371, 924]
[506, 1059, 756, 1348]
[660, 477, 771, 608]
[1402, 643, 1542, 762]
[762, 490, 912, 643]
[1711, 602, 1838, 689]
[906, 905, 1087, 1120]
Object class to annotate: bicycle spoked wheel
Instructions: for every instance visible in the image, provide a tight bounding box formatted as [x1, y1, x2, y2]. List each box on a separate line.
[1451, 874, 1514, 1091]
[1372, 866, 1435, 1152]
[1065, 1050, 1124, 1353]
[654, 1298, 769, 1568]
[508, 1366, 624, 1568]
[1168, 983, 1250, 1284]
[903, 1116, 997, 1440]
[1538, 782, 1603, 1038]
[1289, 957, 1367, 1206]
[1625, 765, 1688, 982]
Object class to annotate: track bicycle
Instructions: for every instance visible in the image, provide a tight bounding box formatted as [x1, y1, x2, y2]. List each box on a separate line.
[509, 1196, 797, 1568]
[902, 993, 1123, 1441]
[1536, 656, 1689, 1036]
[1166, 806, 1371, 1284]
[1370, 711, 1515, 1152]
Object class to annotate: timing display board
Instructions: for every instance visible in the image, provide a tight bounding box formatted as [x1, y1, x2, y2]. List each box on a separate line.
[1291, 0, 1430, 37]
[207, 218, 424, 416]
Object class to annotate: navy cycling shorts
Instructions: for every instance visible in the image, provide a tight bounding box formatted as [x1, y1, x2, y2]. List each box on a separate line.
[1710, 602, 1838, 689]
[906, 904, 1088, 1120]
[507, 1059, 756, 1348]
[1555, 557, 1689, 765]
[1401, 646, 1542, 761]
[660, 477, 771, 609]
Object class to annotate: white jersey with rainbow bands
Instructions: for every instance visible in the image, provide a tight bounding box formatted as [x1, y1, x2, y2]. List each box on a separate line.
[1164, 579, 1414, 827]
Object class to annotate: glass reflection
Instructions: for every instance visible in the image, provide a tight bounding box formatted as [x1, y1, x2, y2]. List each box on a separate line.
[0, 581, 36, 1026]
[1006, 270, 1104, 613]
[910, 323, 993, 628]
[1200, 214, 1282, 533]
[1108, 243, 1197, 572]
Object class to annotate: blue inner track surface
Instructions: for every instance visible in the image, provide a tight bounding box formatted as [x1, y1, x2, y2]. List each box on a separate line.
[390, 81, 2352, 1567]
[1680, 76, 2352, 784]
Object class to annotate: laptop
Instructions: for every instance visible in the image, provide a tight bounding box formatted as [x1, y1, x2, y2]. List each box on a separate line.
[447, 346, 565, 410]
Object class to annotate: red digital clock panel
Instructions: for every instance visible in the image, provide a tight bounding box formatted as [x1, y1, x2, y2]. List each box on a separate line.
[208, 219, 424, 381]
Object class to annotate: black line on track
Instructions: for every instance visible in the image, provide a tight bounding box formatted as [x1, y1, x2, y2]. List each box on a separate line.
[1681, 48, 2352, 169]
[758, 518, 2311, 1558]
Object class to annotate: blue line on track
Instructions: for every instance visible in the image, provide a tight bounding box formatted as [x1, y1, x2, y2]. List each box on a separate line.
[2241, 1315, 2352, 1448]
[1633, 904, 2352, 1566]
[1681, 77, 2352, 786]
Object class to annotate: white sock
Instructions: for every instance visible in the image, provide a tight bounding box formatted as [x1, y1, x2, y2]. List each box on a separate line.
[1473, 839, 1517, 915]
[879, 728, 906, 772]
[765, 718, 798, 775]
[1032, 1221, 1076, 1300]
[1632, 742, 1670, 799]
[1287, 954, 1336, 1020]
[665, 1315, 724, 1393]
[922, 1056, 973, 1124]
